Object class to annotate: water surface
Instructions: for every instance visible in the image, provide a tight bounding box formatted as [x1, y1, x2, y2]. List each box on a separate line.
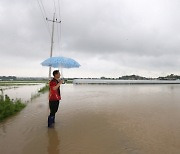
[0, 84, 180, 154]
[0, 83, 45, 101]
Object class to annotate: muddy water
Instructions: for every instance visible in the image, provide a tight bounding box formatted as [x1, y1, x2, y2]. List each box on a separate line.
[0, 84, 180, 154]
[0, 84, 46, 101]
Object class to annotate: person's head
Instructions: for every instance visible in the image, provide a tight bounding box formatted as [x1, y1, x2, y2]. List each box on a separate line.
[53, 70, 61, 79]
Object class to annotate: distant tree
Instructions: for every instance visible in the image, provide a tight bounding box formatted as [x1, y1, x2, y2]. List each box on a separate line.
[100, 77, 106, 79]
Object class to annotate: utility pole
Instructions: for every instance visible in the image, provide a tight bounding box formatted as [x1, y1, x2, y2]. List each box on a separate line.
[46, 13, 61, 80]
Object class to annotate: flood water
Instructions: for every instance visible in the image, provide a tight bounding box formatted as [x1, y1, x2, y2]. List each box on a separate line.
[0, 84, 180, 154]
[0, 84, 46, 101]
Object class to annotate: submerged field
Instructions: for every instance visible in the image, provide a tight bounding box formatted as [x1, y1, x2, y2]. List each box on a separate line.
[0, 84, 180, 154]
[0, 80, 47, 86]
[0, 81, 48, 121]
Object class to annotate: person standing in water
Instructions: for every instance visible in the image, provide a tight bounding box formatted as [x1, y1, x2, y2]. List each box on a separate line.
[48, 70, 63, 128]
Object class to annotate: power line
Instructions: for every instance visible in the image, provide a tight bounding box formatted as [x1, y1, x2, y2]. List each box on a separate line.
[57, 0, 62, 56]
[53, 0, 57, 13]
[39, 0, 47, 16]
[36, 0, 51, 37]
[40, 0, 50, 32]
[57, 0, 61, 20]
[39, 0, 51, 35]
[56, 20, 61, 55]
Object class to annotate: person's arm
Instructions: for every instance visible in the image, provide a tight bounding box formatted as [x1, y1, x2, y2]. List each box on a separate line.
[52, 80, 63, 90]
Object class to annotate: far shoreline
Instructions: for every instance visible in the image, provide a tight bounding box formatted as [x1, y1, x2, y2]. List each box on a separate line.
[73, 79, 180, 84]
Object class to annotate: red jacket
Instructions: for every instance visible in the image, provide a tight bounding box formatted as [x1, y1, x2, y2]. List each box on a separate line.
[49, 78, 61, 101]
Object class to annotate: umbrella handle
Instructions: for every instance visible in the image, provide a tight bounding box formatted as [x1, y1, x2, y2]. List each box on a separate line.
[59, 66, 64, 83]
[60, 66, 63, 78]
[59, 67, 66, 84]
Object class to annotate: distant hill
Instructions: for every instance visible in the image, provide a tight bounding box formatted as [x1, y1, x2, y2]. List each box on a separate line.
[0, 76, 17, 81]
[119, 75, 149, 80]
[157, 74, 180, 80]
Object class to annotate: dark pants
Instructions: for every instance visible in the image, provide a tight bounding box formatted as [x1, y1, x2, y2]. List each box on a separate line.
[49, 100, 60, 116]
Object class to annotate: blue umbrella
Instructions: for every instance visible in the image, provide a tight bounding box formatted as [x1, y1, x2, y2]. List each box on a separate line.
[41, 56, 80, 68]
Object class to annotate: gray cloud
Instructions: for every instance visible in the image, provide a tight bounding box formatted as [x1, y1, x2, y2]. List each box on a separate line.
[0, 0, 180, 77]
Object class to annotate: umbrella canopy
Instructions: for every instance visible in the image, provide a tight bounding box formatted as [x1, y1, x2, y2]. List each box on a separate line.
[41, 56, 80, 68]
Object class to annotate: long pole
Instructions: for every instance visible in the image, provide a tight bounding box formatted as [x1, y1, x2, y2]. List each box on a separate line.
[46, 13, 61, 80]
[48, 13, 55, 80]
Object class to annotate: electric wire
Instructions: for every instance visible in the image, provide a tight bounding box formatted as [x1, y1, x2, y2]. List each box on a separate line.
[36, 0, 51, 37]
[57, 0, 62, 56]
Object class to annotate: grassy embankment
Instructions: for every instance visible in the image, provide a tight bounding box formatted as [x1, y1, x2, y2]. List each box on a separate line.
[0, 93, 26, 122]
[0, 81, 49, 122]
[31, 83, 49, 100]
[0, 79, 72, 121]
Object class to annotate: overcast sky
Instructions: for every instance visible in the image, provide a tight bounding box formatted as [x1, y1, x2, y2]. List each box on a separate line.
[0, 0, 180, 78]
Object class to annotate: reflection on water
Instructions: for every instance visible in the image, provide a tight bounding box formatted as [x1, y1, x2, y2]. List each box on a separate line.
[0, 84, 180, 154]
[47, 128, 60, 154]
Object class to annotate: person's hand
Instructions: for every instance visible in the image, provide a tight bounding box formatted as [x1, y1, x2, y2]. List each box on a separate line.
[59, 80, 64, 85]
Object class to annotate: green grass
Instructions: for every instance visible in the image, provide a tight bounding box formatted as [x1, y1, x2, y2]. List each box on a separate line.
[0, 81, 47, 86]
[0, 83, 49, 122]
[0, 81, 46, 83]
[38, 84, 49, 93]
[30, 93, 41, 100]
[0, 94, 26, 122]
[0, 83, 39, 86]
[65, 80, 73, 84]
[31, 84, 49, 100]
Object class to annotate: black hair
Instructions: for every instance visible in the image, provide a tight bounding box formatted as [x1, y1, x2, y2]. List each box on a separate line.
[53, 70, 59, 77]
